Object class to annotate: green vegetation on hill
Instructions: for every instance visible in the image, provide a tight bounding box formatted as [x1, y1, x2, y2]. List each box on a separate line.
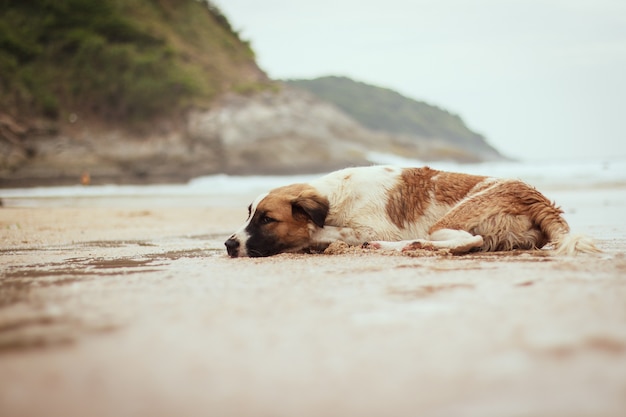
[0, 0, 270, 123]
[285, 76, 491, 149]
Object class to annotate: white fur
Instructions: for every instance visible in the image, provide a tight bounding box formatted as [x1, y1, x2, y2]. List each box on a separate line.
[310, 166, 403, 241]
[230, 192, 268, 257]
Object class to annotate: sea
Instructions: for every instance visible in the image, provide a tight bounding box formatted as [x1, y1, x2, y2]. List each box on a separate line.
[1, 154, 625, 241]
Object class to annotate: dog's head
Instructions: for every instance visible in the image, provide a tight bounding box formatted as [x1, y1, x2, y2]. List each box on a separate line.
[225, 184, 329, 257]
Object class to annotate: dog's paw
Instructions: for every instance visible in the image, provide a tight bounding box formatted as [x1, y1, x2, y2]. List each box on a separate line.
[363, 241, 409, 251]
[362, 241, 382, 249]
[401, 240, 435, 252]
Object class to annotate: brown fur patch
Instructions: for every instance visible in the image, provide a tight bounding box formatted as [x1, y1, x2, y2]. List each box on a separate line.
[385, 167, 486, 229]
[386, 167, 438, 228]
[432, 171, 488, 205]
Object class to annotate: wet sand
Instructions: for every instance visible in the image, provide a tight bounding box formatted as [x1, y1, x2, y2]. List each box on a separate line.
[1, 187, 626, 417]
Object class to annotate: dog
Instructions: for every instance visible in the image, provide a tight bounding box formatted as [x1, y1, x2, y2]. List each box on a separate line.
[224, 165, 600, 257]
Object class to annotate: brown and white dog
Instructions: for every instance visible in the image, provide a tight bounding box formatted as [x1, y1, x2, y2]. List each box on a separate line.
[224, 165, 600, 257]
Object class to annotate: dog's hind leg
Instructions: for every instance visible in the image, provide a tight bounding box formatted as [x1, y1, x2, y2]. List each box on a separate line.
[426, 179, 596, 253]
[422, 229, 484, 253]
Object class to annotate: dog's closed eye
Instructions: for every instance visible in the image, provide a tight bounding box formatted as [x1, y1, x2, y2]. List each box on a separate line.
[260, 215, 277, 225]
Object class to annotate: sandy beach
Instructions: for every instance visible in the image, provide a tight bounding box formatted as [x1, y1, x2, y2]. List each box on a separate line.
[1, 181, 626, 417]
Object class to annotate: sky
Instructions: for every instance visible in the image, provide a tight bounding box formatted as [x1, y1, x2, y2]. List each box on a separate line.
[214, 0, 626, 161]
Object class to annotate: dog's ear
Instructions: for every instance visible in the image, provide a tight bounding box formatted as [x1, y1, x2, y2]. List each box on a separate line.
[291, 190, 329, 228]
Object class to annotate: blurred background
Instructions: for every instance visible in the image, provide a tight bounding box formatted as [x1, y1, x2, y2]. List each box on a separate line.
[1, 0, 625, 188]
[216, 0, 626, 161]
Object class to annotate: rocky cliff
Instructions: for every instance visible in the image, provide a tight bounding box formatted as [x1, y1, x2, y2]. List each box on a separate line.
[2, 86, 506, 186]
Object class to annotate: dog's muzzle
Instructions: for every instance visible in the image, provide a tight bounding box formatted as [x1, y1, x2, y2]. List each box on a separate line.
[225, 237, 241, 257]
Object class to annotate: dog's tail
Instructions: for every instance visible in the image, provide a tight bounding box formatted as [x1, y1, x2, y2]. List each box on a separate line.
[529, 194, 601, 255]
[552, 233, 602, 255]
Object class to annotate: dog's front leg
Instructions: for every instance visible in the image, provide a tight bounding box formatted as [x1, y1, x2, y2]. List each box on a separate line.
[310, 226, 368, 247]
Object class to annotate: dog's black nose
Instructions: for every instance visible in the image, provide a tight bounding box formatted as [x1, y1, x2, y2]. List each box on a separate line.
[225, 238, 240, 257]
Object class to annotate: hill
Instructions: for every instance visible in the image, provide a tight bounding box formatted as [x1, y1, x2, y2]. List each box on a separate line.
[285, 76, 501, 158]
[0, 0, 270, 123]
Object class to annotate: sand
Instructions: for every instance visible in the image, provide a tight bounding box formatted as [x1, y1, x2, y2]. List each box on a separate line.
[1, 186, 626, 417]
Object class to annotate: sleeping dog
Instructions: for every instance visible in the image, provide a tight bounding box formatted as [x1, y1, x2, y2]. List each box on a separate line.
[225, 165, 599, 257]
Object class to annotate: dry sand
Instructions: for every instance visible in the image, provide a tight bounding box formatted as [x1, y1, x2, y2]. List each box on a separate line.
[1, 187, 626, 417]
